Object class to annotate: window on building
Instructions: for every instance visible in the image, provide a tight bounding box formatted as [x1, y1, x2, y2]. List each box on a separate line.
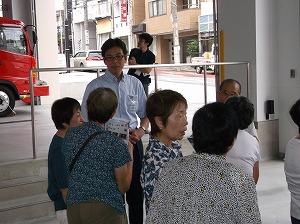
[199, 14, 213, 32]
[97, 0, 111, 18]
[182, 0, 200, 9]
[114, 1, 120, 17]
[148, 0, 166, 17]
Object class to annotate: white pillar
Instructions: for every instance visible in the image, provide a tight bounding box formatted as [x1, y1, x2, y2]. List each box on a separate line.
[34, 0, 60, 104]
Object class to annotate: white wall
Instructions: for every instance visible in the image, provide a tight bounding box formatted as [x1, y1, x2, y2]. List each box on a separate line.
[218, 0, 300, 156]
[12, 0, 31, 23]
[277, 0, 300, 153]
[255, 0, 278, 122]
[35, 0, 60, 104]
[218, 0, 257, 116]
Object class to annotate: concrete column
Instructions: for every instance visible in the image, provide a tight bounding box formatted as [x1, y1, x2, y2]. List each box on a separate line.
[1, 0, 12, 18]
[34, 0, 60, 104]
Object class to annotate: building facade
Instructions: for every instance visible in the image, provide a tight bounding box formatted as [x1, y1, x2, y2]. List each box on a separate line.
[70, 0, 146, 54]
[61, 0, 211, 62]
[145, 0, 212, 64]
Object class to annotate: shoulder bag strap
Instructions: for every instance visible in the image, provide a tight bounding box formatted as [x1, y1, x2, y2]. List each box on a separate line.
[69, 131, 102, 173]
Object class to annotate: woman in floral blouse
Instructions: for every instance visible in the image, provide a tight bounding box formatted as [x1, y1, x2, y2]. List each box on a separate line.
[140, 89, 188, 213]
[146, 102, 261, 224]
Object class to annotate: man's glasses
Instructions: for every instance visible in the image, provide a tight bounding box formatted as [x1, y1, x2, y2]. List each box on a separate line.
[104, 55, 125, 61]
[220, 90, 239, 97]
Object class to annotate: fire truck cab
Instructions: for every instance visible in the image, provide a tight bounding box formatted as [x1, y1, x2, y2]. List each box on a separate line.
[0, 17, 49, 117]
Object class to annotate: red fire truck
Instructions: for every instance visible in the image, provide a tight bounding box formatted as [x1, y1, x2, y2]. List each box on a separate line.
[0, 17, 49, 117]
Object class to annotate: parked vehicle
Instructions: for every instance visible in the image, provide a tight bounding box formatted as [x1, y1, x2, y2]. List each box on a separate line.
[191, 44, 215, 74]
[0, 17, 49, 117]
[70, 50, 106, 71]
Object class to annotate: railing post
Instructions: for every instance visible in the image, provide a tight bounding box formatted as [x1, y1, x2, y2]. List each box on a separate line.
[203, 65, 207, 105]
[29, 70, 37, 159]
[247, 62, 250, 98]
[154, 66, 158, 92]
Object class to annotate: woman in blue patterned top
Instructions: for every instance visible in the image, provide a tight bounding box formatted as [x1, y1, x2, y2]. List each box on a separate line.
[62, 87, 133, 224]
[48, 97, 83, 224]
[141, 89, 188, 213]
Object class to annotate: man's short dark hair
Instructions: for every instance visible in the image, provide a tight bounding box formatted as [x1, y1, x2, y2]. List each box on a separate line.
[192, 102, 239, 155]
[225, 96, 254, 130]
[219, 79, 241, 94]
[289, 98, 300, 134]
[51, 97, 81, 130]
[139, 32, 153, 47]
[101, 38, 128, 56]
[87, 87, 118, 124]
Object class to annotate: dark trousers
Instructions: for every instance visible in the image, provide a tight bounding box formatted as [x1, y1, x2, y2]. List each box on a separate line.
[292, 216, 300, 224]
[142, 83, 149, 97]
[126, 139, 144, 224]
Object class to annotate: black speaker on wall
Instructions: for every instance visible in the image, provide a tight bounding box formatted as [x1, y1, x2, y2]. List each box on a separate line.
[266, 100, 275, 120]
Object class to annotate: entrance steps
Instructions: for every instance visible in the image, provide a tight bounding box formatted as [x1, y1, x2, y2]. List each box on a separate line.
[0, 158, 57, 223]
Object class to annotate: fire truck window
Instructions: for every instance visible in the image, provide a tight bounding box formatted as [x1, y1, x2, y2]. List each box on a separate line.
[2, 27, 26, 55]
[0, 31, 6, 50]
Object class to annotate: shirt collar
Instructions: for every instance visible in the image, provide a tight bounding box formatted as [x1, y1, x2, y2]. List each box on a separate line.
[104, 70, 127, 83]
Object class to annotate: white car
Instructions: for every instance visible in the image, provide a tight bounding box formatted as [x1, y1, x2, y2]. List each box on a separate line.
[70, 50, 106, 71]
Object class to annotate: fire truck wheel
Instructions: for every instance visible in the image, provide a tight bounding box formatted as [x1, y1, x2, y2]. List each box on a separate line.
[196, 66, 203, 74]
[0, 86, 15, 117]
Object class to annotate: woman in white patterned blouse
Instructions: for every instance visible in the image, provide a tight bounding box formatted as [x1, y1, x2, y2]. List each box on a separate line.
[146, 102, 262, 224]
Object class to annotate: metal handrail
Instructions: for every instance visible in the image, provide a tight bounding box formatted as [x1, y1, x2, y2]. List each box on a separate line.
[28, 61, 249, 159]
[30, 61, 249, 72]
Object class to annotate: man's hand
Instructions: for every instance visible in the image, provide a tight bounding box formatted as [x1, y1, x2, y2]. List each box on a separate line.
[128, 56, 137, 65]
[129, 128, 144, 144]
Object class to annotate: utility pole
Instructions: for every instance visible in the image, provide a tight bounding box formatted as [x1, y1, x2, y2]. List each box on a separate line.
[111, 0, 115, 38]
[83, 0, 89, 50]
[171, 0, 180, 69]
[60, 10, 64, 53]
[127, 0, 133, 51]
[64, 0, 73, 69]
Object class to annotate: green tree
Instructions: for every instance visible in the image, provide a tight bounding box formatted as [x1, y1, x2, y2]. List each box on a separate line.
[187, 39, 199, 57]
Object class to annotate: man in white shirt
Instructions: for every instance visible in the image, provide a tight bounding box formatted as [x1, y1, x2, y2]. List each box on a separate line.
[81, 38, 149, 224]
[284, 98, 300, 223]
[216, 79, 258, 139]
[225, 96, 261, 184]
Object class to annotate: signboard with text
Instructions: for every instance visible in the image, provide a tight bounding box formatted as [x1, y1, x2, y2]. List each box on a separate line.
[121, 0, 127, 22]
